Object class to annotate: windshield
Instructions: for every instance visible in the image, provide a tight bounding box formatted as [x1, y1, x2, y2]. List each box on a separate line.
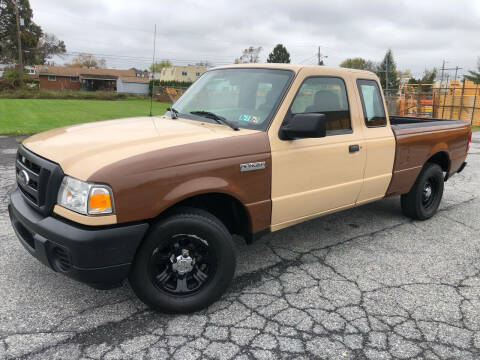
[170, 68, 294, 131]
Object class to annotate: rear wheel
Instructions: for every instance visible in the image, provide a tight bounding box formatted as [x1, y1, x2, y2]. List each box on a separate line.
[401, 162, 444, 220]
[129, 208, 236, 313]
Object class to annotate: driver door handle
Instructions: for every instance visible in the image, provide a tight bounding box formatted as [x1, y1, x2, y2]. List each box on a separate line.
[349, 144, 360, 153]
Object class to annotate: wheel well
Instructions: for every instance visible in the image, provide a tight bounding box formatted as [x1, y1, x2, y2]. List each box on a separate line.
[164, 193, 250, 240]
[426, 151, 450, 173]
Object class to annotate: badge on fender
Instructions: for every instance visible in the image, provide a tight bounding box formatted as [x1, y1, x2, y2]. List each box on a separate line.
[240, 161, 265, 172]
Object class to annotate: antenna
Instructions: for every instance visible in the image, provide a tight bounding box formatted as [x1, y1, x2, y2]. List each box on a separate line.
[149, 24, 157, 117]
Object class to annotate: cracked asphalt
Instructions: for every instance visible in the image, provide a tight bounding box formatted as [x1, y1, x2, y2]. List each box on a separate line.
[1, 133, 480, 359]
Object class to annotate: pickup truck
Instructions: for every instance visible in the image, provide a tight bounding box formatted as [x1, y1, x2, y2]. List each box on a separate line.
[8, 64, 471, 313]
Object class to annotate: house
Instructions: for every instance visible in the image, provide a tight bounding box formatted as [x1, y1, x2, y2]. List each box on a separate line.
[0, 64, 38, 79]
[131, 68, 150, 79]
[37, 66, 150, 94]
[155, 65, 206, 83]
[0, 64, 13, 78]
[117, 76, 150, 95]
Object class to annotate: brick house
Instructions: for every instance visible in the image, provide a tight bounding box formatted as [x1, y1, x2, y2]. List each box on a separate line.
[37, 66, 150, 94]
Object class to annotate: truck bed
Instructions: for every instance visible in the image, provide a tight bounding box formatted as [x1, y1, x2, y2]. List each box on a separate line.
[386, 115, 470, 197]
[390, 115, 466, 130]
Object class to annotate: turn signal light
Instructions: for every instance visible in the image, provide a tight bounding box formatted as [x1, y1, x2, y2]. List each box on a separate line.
[88, 188, 113, 214]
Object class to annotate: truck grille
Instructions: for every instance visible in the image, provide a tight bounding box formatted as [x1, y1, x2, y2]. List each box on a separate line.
[16, 146, 64, 215]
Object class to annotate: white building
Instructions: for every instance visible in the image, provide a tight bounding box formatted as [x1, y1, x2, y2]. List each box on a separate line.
[155, 65, 207, 83]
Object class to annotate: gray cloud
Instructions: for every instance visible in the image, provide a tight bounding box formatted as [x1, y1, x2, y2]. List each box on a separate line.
[30, 0, 480, 77]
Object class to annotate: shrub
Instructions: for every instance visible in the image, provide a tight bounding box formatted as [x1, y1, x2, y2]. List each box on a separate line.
[149, 79, 192, 94]
[0, 89, 148, 100]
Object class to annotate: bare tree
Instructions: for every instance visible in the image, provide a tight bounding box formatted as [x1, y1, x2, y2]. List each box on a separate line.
[36, 33, 66, 64]
[234, 46, 262, 64]
[71, 53, 106, 68]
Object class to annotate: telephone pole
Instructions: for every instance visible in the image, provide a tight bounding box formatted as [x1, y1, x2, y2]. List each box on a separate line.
[440, 59, 445, 88]
[317, 46, 327, 65]
[14, 0, 24, 89]
[385, 55, 389, 92]
[439, 60, 459, 92]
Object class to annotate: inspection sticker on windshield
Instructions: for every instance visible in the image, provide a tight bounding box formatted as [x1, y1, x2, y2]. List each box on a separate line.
[239, 114, 259, 124]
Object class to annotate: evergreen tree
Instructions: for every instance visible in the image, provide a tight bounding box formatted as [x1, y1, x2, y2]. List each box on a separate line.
[464, 58, 480, 84]
[267, 44, 291, 64]
[376, 49, 400, 91]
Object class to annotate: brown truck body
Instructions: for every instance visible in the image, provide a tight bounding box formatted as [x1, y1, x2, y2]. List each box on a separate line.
[387, 118, 470, 196]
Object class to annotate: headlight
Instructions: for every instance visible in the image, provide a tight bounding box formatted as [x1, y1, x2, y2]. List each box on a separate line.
[57, 176, 114, 215]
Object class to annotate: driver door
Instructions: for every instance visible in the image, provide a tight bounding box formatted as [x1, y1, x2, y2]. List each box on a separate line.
[268, 70, 366, 231]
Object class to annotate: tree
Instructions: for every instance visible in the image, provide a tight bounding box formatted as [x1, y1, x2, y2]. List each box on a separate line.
[149, 60, 171, 73]
[340, 57, 376, 72]
[234, 46, 262, 64]
[36, 33, 66, 64]
[407, 68, 437, 92]
[464, 58, 480, 84]
[267, 44, 290, 63]
[71, 53, 106, 68]
[195, 61, 212, 67]
[376, 49, 400, 91]
[0, 0, 41, 65]
[0, 0, 65, 65]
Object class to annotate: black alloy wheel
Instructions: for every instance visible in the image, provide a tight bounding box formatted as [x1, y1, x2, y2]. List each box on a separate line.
[148, 234, 216, 295]
[401, 162, 444, 220]
[129, 207, 236, 313]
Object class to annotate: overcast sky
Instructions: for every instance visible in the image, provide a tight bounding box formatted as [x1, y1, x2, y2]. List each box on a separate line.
[30, 0, 480, 78]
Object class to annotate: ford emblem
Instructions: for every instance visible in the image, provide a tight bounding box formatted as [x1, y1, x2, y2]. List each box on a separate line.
[18, 169, 30, 187]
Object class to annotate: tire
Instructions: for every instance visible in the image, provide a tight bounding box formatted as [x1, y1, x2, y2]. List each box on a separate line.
[401, 162, 444, 220]
[129, 207, 236, 313]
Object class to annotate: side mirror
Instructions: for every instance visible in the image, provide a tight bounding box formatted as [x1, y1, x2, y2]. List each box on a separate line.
[279, 113, 326, 140]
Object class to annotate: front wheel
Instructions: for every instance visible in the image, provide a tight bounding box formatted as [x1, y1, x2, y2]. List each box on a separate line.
[401, 162, 444, 220]
[129, 208, 236, 313]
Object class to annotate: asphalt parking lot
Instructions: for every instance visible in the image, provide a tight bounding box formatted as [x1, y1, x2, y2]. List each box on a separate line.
[1, 133, 480, 360]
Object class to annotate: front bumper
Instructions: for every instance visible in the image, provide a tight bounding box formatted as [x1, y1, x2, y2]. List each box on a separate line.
[8, 188, 149, 288]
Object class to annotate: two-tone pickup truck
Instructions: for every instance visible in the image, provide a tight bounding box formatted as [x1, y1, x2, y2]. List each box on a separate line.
[9, 64, 471, 312]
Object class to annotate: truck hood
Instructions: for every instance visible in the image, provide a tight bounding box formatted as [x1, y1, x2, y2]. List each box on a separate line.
[23, 116, 259, 181]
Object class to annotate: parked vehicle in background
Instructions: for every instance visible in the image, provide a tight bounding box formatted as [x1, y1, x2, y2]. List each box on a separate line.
[9, 64, 471, 313]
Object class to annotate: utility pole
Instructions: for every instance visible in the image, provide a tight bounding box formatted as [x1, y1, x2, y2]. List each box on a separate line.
[385, 55, 389, 93]
[449, 65, 463, 119]
[149, 24, 157, 117]
[440, 59, 445, 88]
[14, 0, 24, 89]
[317, 46, 327, 65]
[439, 60, 457, 91]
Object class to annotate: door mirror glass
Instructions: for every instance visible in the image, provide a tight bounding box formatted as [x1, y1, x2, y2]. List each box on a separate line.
[280, 113, 326, 140]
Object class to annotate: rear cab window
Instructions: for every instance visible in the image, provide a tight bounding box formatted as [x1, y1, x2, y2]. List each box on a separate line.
[287, 76, 352, 136]
[357, 79, 387, 127]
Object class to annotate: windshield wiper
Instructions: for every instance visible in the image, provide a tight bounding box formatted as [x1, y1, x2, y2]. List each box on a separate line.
[190, 110, 239, 131]
[166, 107, 179, 119]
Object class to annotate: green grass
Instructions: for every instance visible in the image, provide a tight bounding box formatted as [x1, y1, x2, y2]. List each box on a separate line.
[0, 99, 170, 135]
[472, 125, 480, 132]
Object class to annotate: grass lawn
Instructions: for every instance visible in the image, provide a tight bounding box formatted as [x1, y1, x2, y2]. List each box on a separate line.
[0, 99, 170, 135]
[472, 125, 480, 132]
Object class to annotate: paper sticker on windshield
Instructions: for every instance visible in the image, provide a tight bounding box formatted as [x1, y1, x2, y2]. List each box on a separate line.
[239, 114, 252, 122]
[239, 115, 260, 124]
